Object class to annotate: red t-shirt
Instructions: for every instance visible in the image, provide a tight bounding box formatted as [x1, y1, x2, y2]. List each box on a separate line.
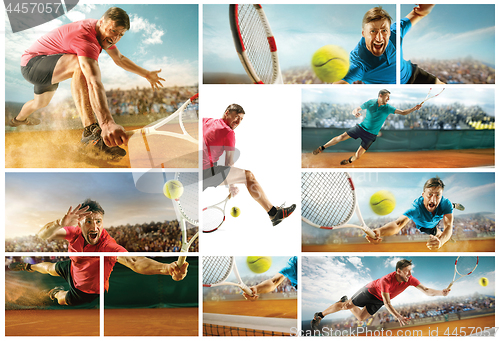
[203, 117, 236, 170]
[64, 226, 127, 294]
[21, 18, 116, 66]
[366, 271, 420, 301]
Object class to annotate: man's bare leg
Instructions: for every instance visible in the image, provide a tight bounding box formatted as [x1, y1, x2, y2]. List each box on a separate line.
[311, 298, 371, 330]
[15, 91, 56, 122]
[313, 132, 351, 155]
[341, 146, 367, 165]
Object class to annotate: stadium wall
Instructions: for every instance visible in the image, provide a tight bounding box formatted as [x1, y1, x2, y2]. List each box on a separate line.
[302, 128, 494, 152]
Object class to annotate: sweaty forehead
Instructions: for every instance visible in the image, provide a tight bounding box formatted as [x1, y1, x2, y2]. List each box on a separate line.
[86, 212, 104, 220]
[364, 19, 390, 30]
[424, 186, 443, 195]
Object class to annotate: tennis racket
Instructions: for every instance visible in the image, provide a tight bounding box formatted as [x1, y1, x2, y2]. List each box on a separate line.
[229, 4, 283, 84]
[447, 256, 478, 289]
[420, 88, 445, 105]
[301, 172, 376, 238]
[127, 93, 198, 144]
[172, 172, 199, 267]
[203, 256, 253, 296]
[202, 194, 231, 233]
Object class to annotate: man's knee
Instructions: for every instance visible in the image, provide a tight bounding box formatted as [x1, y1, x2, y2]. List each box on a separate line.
[33, 93, 55, 109]
[245, 170, 256, 182]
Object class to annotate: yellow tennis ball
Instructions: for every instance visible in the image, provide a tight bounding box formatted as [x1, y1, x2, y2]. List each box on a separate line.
[311, 45, 350, 83]
[370, 190, 396, 216]
[230, 207, 240, 218]
[163, 180, 183, 199]
[479, 277, 489, 286]
[246, 256, 272, 274]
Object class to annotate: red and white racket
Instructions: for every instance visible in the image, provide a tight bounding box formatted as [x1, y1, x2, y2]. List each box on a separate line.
[301, 172, 376, 238]
[202, 194, 231, 233]
[172, 172, 199, 267]
[420, 88, 445, 105]
[447, 256, 478, 289]
[229, 4, 283, 84]
[203, 256, 253, 296]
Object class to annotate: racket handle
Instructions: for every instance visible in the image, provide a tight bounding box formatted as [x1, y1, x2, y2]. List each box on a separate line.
[177, 255, 187, 268]
[446, 282, 453, 290]
[363, 227, 376, 239]
[240, 284, 254, 297]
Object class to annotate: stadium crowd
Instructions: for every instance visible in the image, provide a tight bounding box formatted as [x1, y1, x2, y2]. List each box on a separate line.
[302, 102, 494, 131]
[5, 220, 198, 253]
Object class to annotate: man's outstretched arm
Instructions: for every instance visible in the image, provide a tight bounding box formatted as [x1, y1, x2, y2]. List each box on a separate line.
[117, 256, 188, 281]
[106, 48, 165, 90]
[366, 215, 411, 243]
[406, 4, 436, 26]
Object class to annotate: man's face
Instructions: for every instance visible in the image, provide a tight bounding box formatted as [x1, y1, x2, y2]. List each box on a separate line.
[98, 19, 127, 49]
[362, 19, 391, 57]
[422, 186, 443, 213]
[397, 265, 412, 282]
[378, 93, 390, 105]
[79, 212, 104, 245]
[223, 110, 244, 130]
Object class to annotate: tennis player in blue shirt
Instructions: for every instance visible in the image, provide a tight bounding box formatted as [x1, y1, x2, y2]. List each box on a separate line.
[335, 5, 444, 84]
[242, 256, 297, 300]
[312, 89, 421, 165]
[366, 177, 465, 251]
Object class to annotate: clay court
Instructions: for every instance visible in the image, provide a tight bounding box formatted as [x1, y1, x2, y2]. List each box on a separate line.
[357, 315, 495, 337]
[302, 149, 494, 168]
[204, 299, 297, 319]
[302, 238, 494, 252]
[6, 125, 198, 168]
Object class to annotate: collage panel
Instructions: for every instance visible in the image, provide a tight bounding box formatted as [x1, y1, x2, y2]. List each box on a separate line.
[302, 171, 494, 252]
[302, 256, 495, 337]
[104, 256, 198, 336]
[203, 4, 397, 85]
[5, 256, 100, 336]
[400, 4, 494, 84]
[202, 256, 297, 336]
[5, 171, 199, 253]
[5, 4, 199, 168]
[201, 86, 300, 254]
[302, 87, 494, 168]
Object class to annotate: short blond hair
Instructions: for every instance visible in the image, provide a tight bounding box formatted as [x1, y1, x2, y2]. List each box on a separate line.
[362, 6, 392, 28]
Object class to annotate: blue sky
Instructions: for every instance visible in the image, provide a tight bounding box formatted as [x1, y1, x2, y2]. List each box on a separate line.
[204, 4, 494, 76]
[302, 256, 495, 320]
[4, 171, 194, 238]
[401, 4, 495, 65]
[303, 172, 494, 225]
[303, 88, 495, 116]
[5, 4, 198, 103]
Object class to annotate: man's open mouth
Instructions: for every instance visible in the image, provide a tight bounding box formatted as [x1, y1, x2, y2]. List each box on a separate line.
[89, 232, 99, 240]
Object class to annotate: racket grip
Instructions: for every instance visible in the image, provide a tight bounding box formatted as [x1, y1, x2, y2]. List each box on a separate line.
[177, 255, 187, 268]
[446, 282, 453, 290]
[240, 284, 254, 297]
[364, 227, 376, 239]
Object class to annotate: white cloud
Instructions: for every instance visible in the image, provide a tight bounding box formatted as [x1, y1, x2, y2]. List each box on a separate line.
[130, 14, 164, 45]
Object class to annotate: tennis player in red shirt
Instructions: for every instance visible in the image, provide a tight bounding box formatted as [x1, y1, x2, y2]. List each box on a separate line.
[203, 104, 295, 226]
[11, 7, 164, 160]
[9, 199, 188, 306]
[310, 259, 450, 330]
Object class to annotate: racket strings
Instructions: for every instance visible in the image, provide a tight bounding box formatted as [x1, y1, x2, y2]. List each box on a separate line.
[203, 256, 233, 285]
[238, 4, 275, 84]
[203, 207, 224, 231]
[176, 172, 199, 224]
[456, 256, 478, 276]
[301, 172, 356, 227]
[180, 103, 199, 141]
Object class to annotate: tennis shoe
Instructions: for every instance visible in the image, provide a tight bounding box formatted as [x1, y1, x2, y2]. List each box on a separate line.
[339, 295, 348, 302]
[312, 145, 324, 155]
[271, 203, 296, 226]
[452, 203, 465, 211]
[80, 125, 126, 160]
[48, 286, 65, 301]
[340, 157, 353, 165]
[9, 117, 41, 127]
[311, 312, 323, 331]
[8, 262, 34, 272]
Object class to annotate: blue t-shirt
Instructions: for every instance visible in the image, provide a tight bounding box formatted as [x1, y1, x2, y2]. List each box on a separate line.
[279, 256, 297, 289]
[404, 196, 453, 230]
[342, 22, 396, 84]
[400, 17, 414, 84]
[359, 99, 396, 134]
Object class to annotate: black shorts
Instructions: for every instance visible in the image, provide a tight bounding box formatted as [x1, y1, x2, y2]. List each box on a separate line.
[21, 54, 63, 94]
[55, 260, 99, 306]
[346, 124, 377, 150]
[203, 166, 231, 191]
[407, 64, 444, 84]
[418, 225, 438, 236]
[351, 286, 384, 316]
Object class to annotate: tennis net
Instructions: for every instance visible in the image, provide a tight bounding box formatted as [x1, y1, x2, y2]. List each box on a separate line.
[203, 313, 296, 336]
